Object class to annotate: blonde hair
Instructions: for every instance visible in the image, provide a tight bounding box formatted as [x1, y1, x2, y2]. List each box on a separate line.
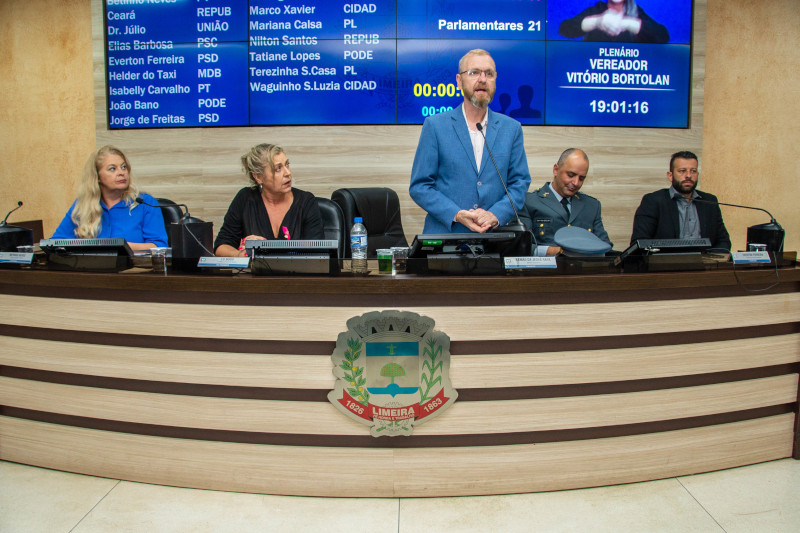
[458, 49, 494, 73]
[241, 143, 285, 189]
[72, 145, 139, 238]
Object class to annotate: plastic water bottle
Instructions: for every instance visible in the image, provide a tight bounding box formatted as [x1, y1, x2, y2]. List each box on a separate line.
[350, 217, 368, 274]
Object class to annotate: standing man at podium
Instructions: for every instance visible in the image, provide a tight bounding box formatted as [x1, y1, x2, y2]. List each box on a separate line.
[409, 49, 531, 234]
[631, 151, 731, 250]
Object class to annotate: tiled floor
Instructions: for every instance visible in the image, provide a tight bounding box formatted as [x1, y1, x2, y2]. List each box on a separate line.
[1, 459, 799, 532]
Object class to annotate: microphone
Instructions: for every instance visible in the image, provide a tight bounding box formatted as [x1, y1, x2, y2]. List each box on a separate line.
[475, 123, 528, 233]
[0, 201, 33, 252]
[136, 197, 201, 223]
[692, 197, 784, 252]
[691, 197, 780, 225]
[136, 197, 215, 262]
[1, 201, 23, 227]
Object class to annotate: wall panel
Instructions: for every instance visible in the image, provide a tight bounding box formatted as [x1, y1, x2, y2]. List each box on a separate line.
[89, 0, 706, 250]
[0, 0, 95, 234]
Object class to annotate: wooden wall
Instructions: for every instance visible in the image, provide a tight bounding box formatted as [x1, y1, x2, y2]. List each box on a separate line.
[0, 0, 95, 234]
[702, 0, 800, 252]
[90, 0, 705, 251]
[1, 0, 797, 252]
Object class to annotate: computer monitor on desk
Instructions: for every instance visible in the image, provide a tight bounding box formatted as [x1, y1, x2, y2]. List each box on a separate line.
[246, 239, 340, 275]
[39, 238, 133, 272]
[407, 232, 528, 275]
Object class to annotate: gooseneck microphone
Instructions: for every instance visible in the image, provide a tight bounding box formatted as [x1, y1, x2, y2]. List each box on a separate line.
[1, 201, 23, 227]
[135, 197, 215, 258]
[0, 200, 33, 252]
[475, 123, 529, 233]
[692, 196, 784, 252]
[691, 197, 782, 227]
[136, 197, 201, 223]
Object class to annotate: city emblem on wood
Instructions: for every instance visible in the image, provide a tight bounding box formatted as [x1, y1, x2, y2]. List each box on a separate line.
[328, 310, 458, 437]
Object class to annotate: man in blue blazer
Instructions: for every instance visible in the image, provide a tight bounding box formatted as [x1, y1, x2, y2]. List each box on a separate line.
[631, 151, 731, 250]
[520, 148, 612, 256]
[409, 49, 531, 234]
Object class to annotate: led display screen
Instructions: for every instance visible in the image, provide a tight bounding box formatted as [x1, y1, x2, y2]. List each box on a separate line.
[104, 0, 693, 128]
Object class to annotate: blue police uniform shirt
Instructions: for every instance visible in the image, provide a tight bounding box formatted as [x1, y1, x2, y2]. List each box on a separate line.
[52, 193, 168, 247]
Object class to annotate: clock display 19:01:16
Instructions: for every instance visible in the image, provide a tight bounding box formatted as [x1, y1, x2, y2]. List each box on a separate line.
[590, 100, 649, 114]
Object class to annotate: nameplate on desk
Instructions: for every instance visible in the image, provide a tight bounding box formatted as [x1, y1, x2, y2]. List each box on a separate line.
[198, 257, 250, 268]
[732, 251, 771, 264]
[504, 256, 557, 269]
[0, 252, 33, 264]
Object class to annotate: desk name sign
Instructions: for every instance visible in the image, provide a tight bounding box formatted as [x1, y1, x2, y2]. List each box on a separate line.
[328, 311, 458, 437]
[0, 252, 33, 264]
[504, 256, 558, 269]
[198, 256, 250, 268]
[731, 251, 772, 264]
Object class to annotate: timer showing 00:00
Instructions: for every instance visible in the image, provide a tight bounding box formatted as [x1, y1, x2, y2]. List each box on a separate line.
[413, 83, 462, 98]
[590, 100, 649, 114]
[421, 106, 454, 117]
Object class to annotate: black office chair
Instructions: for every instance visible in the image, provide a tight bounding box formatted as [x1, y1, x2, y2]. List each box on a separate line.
[331, 187, 408, 258]
[156, 198, 183, 246]
[316, 197, 345, 259]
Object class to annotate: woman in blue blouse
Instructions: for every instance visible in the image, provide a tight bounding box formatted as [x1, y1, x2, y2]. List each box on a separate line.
[52, 145, 168, 250]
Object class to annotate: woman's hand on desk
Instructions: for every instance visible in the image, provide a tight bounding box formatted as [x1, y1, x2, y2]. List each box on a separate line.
[128, 242, 157, 252]
[234, 235, 266, 257]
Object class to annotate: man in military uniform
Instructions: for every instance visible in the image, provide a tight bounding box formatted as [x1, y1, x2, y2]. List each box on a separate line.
[520, 148, 612, 255]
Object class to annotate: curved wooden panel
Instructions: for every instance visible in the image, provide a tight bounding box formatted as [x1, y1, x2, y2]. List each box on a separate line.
[0, 336, 336, 389]
[1, 375, 795, 436]
[452, 334, 800, 386]
[1, 292, 799, 341]
[0, 415, 793, 497]
[1, 334, 798, 389]
[392, 416, 795, 497]
[1, 267, 798, 496]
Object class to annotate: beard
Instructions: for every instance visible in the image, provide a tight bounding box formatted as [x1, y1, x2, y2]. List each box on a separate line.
[470, 93, 489, 109]
[466, 85, 494, 109]
[672, 177, 697, 194]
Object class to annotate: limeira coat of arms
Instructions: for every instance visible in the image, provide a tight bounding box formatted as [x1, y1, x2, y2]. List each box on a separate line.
[328, 310, 458, 437]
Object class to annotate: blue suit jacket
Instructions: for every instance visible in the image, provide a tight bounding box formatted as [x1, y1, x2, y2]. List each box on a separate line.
[409, 105, 531, 233]
[520, 183, 612, 255]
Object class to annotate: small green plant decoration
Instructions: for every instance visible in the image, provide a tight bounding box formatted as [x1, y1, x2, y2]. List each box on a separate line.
[419, 338, 442, 402]
[340, 337, 369, 405]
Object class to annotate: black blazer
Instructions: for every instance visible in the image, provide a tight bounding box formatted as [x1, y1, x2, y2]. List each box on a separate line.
[630, 189, 731, 250]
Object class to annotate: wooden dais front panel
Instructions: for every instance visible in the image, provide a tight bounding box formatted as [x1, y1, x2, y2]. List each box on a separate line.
[1, 268, 799, 497]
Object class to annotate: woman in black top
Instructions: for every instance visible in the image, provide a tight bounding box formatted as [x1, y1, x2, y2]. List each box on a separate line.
[214, 143, 324, 257]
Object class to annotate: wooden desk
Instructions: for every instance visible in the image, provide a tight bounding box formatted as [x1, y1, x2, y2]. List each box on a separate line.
[1, 267, 799, 497]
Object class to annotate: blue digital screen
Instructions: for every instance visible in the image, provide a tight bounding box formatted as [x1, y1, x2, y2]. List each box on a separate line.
[104, 0, 693, 129]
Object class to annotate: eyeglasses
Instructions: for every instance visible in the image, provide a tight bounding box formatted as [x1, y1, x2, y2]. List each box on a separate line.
[459, 69, 497, 80]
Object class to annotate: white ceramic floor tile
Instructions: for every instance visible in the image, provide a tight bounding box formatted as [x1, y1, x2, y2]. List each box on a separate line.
[0, 461, 119, 533]
[71, 479, 399, 533]
[5, 459, 799, 532]
[678, 459, 800, 533]
[399, 479, 723, 533]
